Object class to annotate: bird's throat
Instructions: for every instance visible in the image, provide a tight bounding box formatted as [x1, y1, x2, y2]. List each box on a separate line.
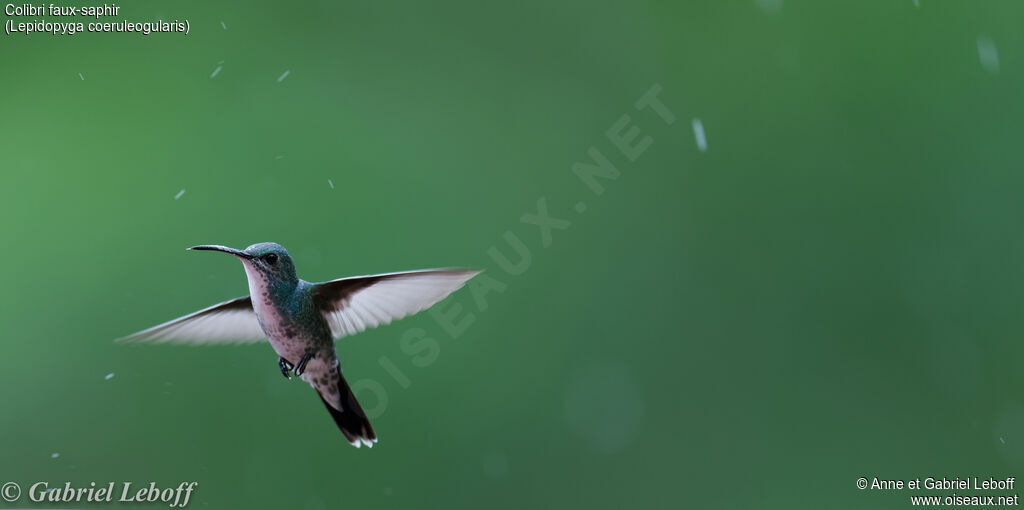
[242, 262, 294, 315]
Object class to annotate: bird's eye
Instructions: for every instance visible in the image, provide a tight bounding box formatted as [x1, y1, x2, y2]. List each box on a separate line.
[265, 253, 278, 265]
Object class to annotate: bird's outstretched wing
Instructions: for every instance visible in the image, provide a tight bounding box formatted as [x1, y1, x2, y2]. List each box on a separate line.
[117, 296, 266, 345]
[312, 269, 480, 340]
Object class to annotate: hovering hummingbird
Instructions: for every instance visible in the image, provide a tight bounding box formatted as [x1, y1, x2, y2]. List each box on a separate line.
[120, 242, 479, 448]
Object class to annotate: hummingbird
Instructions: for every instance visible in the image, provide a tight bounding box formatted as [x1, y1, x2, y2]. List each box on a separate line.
[120, 242, 479, 448]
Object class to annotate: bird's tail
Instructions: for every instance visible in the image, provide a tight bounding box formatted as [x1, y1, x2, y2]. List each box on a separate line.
[317, 369, 377, 448]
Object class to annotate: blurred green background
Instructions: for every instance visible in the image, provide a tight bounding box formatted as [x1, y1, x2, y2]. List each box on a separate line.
[3, 0, 1024, 508]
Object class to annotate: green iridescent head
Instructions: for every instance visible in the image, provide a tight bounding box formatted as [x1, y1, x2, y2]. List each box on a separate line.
[189, 242, 297, 284]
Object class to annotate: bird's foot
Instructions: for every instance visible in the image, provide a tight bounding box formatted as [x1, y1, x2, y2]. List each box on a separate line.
[278, 357, 294, 379]
[294, 351, 316, 376]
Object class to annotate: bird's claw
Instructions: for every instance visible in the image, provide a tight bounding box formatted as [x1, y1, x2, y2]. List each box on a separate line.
[294, 351, 315, 376]
[278, 357, 294, 379]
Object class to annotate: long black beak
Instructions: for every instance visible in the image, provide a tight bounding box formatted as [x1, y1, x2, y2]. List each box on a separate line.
[188, 244, 253, 259]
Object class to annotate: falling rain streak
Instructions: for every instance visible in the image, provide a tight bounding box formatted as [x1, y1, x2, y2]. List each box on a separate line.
[977, 35, 999, 73]
[692, 118, 707, 152]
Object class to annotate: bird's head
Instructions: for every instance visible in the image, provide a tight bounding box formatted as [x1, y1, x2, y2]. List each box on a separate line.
[189, 242, 298, 287]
